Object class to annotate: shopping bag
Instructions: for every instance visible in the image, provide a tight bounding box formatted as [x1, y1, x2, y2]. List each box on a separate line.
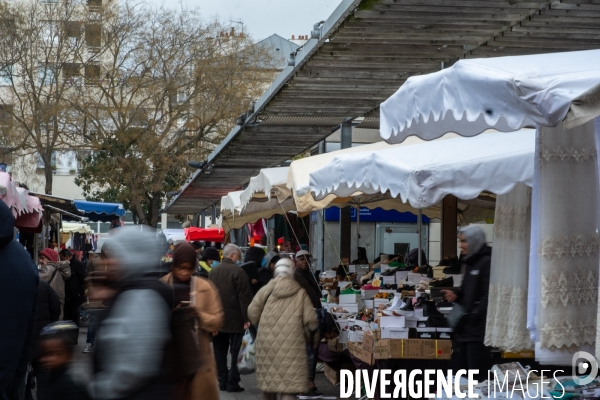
[237, 329, 256, 375]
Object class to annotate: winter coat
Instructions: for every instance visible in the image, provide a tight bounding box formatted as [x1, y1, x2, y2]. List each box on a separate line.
[0, 200, 39, 398]
[65, 257, 87, 302]
[455, 246, 492, 342]
[257, 266, 273, 290]
[241, 261, 260, 296]
[39, 261, 72, 308]
[294, 268, 322, 309]
[90, 229, 172, 400]
[160, 274, 224, 370]
[32, 280, 61, 359]
[209, 258, 253, 334]
[42, 366, 91, 400]
[248, 277, 319, 394]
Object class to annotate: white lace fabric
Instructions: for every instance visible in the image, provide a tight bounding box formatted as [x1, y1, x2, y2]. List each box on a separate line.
[485, 183, 533, 351]
[531, 120, 600, 354]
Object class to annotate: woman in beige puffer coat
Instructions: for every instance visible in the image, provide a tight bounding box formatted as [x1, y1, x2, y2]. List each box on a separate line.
[248, 258, 319, 400]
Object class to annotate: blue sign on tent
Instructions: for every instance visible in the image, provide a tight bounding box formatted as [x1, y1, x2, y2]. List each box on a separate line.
[319, 207, 429, 224]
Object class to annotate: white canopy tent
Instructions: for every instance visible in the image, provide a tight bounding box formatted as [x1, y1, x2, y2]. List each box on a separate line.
[380, 49, 600, 144]
[309, 129, 535, 209]
[239, 167, 291, 208]
[220, 189, 295, 232]
[377, 49, 600, 364]
[61, 222, 93, 234]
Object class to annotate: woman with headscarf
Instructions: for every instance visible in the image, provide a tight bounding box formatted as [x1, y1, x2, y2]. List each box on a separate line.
[160, 242, 224, 400]
[441, 225, 491, 381]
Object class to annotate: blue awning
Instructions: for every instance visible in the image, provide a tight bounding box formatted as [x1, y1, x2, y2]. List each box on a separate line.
[73, 200, 125, 222]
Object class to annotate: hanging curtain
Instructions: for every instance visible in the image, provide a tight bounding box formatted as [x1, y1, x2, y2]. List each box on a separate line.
[485, 183, 533, 351]
[528, 119, 599, 363]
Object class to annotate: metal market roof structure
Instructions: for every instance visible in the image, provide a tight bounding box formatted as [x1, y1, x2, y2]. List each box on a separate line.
[165, 0, 600, 214]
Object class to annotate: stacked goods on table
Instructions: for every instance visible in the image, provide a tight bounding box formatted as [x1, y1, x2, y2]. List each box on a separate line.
[320, 256, 488, 362]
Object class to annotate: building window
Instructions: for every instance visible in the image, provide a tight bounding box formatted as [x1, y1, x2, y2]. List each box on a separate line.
[64, 63, 82, 85]
[85, 63, 100, 85]
[65, 21, 83, 38]
[0, 65, 13, 86]
[88, 0, 102, 10]
[85, 23, 101, 48]
[38, 66, 56, 86]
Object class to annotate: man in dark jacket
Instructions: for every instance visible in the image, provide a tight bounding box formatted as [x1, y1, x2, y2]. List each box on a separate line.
[240, 246, 265, 296]
[257, 251, 280, 290]
[0, 200, 39, 400]
[442, 225, 491, 381]
[209, 244, 252, 393]
[293, 250, 322, 309]
[60, 249, 87, 326]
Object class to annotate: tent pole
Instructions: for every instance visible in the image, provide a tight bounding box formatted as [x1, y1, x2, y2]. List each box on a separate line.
[356, 204, 360, 256]
[417, 208, 422, 267]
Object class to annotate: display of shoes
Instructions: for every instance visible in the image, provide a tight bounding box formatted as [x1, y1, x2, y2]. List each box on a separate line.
[429, 276, 454, 287]
[422, 301, 444, 317]
[381, 269, 397, 276]
[414, 294, 430, 307]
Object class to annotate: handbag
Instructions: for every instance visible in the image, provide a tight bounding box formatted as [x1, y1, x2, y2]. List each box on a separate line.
[445, 302, 468, 331]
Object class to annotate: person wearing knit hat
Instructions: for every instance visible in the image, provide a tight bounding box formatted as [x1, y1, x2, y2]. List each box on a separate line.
[39, 247, 72, 318]
[160, 242, 224, 400]
[198, 247, 221, 278]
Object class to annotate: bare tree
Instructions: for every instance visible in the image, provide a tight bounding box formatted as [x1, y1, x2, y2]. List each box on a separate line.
[0, 0, 115, 194]
[72, 4, 273, 226]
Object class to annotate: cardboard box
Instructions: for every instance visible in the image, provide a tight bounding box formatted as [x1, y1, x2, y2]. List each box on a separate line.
[336, 318, 349, 330]
[416, 317, 428, 328]
[339, 293, 361, 304]
[502, 350, 535, 359]
[436, 328, 454, 341]
[361, 289, 380, 300]
[432, 266, 446, 278]
[344, 304, 359, 313]
[395, 270, 409, 283]
[382, 327, 410, 339]
[380, 316, 406, 329]
[382, 276, 396, 285]
[374, 339, 404, 359]
[328, 338, 344, 352]
[360, 347, 374, 365]
[362, 330, 375, 351]
[324, 363, 339, 385]
[355, 265, 370, 277]
[363, 299, 374, 309]
[405, 339, 452, 360]
[374, 298, 390, 308]
[416, 327, 436, 340]
[373, 329, 381, 340]
[405, 317, 418, 328]
[339, 330, 348, 344]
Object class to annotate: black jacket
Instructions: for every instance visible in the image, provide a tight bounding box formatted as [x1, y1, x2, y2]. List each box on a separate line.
[209, 258, 253, 334]
[257, 266, 273, 290]
[456, 246, 491, 342]
[294, 268, 322, 309]
[39, 366, 91, 400]
[0, 201, 39, 399]
[240, 262, 260, 296]
[32, 281, 61, 360]
[65, 258, 87, 302]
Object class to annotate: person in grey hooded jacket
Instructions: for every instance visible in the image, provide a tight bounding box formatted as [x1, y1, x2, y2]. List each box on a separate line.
[0, 200, 38, 400]
[90, 227, 172, 400]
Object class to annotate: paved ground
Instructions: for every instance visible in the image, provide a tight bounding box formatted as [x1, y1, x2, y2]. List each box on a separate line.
[69, 328, 340, 400]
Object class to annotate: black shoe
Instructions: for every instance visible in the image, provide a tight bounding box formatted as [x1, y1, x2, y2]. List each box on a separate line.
[414, 294, 430, 308]
[381, 269, 397, 276]
[423, 301, 443, 317]
[227, 386, 245, 393]
[442, 265, 461, 274]
[429, 276, 454, 287]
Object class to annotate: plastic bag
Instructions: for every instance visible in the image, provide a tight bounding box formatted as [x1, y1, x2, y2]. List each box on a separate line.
[236, 329, 256, 375]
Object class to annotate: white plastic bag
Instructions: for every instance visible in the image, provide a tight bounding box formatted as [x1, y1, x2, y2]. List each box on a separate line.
[236, 329, 256, 375]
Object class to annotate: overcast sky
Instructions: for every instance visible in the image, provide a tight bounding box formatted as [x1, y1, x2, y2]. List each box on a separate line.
[148, 0, 343, 42]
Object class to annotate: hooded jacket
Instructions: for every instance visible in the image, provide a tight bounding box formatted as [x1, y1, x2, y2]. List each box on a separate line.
[248, 276, 319, 394]
[39, 261, 71, 308]
[91, 228, 171, 400]
[455, 245, 492, 342]
[0, 200, 39, 399]
[294, 268, 322, 309]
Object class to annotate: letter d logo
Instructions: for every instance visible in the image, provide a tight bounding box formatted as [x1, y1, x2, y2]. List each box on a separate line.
[572, 351, 598, 386]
